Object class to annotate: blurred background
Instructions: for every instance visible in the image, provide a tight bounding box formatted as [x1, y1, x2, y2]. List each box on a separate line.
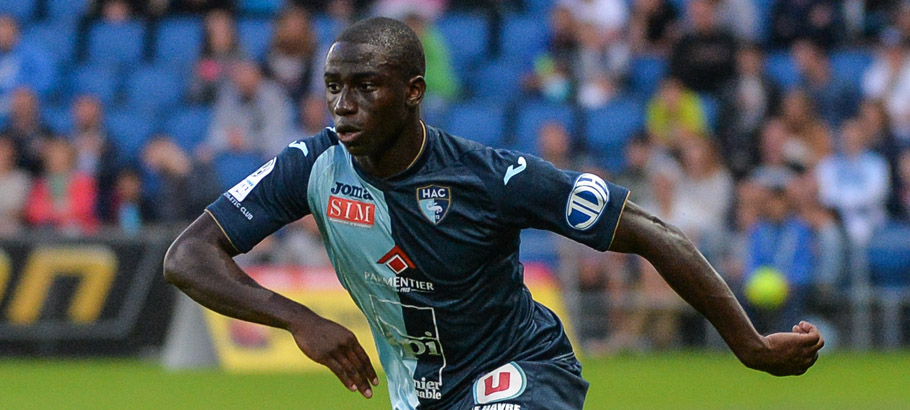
[0, 0, 909, 408]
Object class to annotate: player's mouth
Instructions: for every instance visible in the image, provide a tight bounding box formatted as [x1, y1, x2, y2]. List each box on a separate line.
[336, 126, 363, 145]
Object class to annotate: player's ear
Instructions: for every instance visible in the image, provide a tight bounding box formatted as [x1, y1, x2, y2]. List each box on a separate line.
[406, 75, 426, 108]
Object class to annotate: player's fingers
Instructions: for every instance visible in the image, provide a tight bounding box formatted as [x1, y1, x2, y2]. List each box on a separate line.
[325, 358, 358, 392]
[336, 350, 372, 398]
[792, 325, 800, 333]
[799, 321, 816, 333]
[351, 343, 379, 386]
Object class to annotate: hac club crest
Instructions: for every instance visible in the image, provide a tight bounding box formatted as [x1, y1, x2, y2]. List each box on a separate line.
[416, 185, 451, 224]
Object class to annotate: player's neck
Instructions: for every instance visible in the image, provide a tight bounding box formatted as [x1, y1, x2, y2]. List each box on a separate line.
[354, 119, 426, 178]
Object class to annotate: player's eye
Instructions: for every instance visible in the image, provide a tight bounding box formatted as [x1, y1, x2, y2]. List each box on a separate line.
[326, 82, 341, 93]
[359, 82, 376, 92]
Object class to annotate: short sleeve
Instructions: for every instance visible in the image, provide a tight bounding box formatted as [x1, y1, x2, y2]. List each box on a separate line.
[206, 140, 316, 253]
[485, 149, 630, 252]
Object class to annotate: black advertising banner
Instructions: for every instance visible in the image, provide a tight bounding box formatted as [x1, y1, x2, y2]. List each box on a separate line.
[0, 230, 176, 356]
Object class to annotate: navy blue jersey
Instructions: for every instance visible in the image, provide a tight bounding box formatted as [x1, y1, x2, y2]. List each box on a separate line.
[207, 123, 629, 409]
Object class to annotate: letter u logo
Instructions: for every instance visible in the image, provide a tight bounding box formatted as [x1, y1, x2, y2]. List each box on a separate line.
[484, 373, 511, 395]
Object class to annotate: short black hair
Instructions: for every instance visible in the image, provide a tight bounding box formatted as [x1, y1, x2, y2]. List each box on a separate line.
[336, 17, 425, 79]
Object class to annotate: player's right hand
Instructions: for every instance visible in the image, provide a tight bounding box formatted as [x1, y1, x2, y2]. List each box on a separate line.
[288, 316, 380, 398]
[748, 321, 824, 376]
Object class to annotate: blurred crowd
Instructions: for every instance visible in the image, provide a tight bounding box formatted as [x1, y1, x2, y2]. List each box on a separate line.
[1, 0, 909, 348]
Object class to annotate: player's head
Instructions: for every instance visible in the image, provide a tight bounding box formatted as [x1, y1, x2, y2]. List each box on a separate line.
[324, 17, 426, 157]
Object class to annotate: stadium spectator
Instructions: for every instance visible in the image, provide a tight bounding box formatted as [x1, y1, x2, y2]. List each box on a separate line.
[0, 16, 54, 118]
[857, 99, 906, 217]
[574, 20, 630, 109]
[770, 0, 842, 50]
[189, 9, 248, 104]
[111, 168, 154, 233]
[894, 148, 910, 219]
[142, 135, 221, 224]
[672, 138, 734, 258]
[792, 39, 857, 128]
[263, 7, 322, 104]
[717, 45, 780, 179]
[374, 0, 448, 20]
[93, 0, 139, 22]
[668, 0, 737, 95]
[614, 134, 657, 211]
[779, 89, 833, 168]
[536, 121, 574, 169]
[2, 88, 51, 175]
[403, 13, 459, 111]
[646, 77, 708, 150]
[523, 4, 577, 103]
[557, 0, 628, 35]
[206, 60, 293, 158]
[272, 216, 332, 268]
[294, 93, 331, 137]
[0, 135, 30, 235]
[68, 95, 120, 222]
[744, 184, 814, 334]
[716, 0, 760, 43]
[862, 31, 910, 143]
[25, 137, 98, 234]
[750, 118, 799, 187]
[815, 118, 890, 246]
[166, 0, 235, 14]
[627, 0, 680, 54]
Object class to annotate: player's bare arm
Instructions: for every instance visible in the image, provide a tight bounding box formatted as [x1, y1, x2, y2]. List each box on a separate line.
[163, 213, 379, 396]
[608, 201, 824, 376]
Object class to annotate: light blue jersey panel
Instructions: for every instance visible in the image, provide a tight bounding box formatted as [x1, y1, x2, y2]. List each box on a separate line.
[307, 145, 420, 410]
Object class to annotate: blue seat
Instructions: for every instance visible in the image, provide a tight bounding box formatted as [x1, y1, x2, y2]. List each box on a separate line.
[629, 55, 667, 99]
[519, 229, 559, 268]
[238, 0, 284, 16]
[46, 0, 90, 23]
[584, 97, 645, 171]
[444, 100, 506, 148]
[155, 17, 204, 66]
[237, 18, 273, 61]
[87, 21, 147, 66]
[42, 104, 72, 135]
[23, 22, 78, 66]
[513, 101, 575, 154]
[867, 222, 910, 288]
[0, 0, 37, 21]
[125, 65, 185, 113]
[214, 152, 265, 190]
[71, 64, 119, 105]
[470, 59, 524, 105]
[699, 93, 720, 132]
[500, 14, 549, 65]
[524, 0, 555, 14]
[314, 14, 343, 48]
[437, 13, 489, 78]
[764, 51, 800, 90]
[165, 106, 212, 153]
[831, 50, 874, 83]
[106, 110, 155, 163]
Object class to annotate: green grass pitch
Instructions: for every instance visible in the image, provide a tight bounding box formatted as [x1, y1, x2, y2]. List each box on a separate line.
[1, 352, 907, 409]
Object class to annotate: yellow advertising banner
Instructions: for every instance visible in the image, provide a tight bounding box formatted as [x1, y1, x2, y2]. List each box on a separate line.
[203, 263, 568, 373]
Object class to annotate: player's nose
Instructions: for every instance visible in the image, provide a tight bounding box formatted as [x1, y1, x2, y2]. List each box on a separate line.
[333, 87, 357, 116]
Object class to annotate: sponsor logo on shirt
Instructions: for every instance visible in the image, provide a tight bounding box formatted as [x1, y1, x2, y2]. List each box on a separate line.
[565, 173, 610, 230]
[327, 195, 375, 227]
[228, 158, 276, 202]
[364, 246, 435, 293]
[503, 156, 526, 185]
[330, 181, 374, 201]
[473, 362, 526, 405]
[417, 185, 451, 224]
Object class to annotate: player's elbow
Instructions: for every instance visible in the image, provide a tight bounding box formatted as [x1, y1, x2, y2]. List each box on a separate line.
[162, 234, 197, 288]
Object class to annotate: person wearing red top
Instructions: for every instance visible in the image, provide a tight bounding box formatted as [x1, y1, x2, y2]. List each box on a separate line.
[25, 137, 98, 234]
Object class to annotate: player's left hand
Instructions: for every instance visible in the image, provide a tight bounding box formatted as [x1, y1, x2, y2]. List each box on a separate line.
[288, 315, 380, 398]
[747, 321, 824, 376]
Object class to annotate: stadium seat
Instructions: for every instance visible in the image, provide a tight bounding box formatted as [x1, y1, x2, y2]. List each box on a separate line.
[764, 51, 800, 90]
[0, 0, 37, 22]
[314, 14, 343, 48]
[629, 55, 667, 99]
[106, 110, 156, 163]
[214, 152, 265, 190]
[87, 21, 147, 66]
[125, 65, 185, 114]
[519, 229, 559, 268]
[867, 222, 910, 288]
[513, 101, 576, 154]
[470, 59, 525, 105]
[238, 0, 285, 16]
[155, 17, 204, 66]
[437, 13, 489, 82]
[699, 93, 720, 132]
[23, 22, 77, 66]
[584, 97, 645, 171]
[71, 64, 120, 106]
[444, 100, 507, 148]
[237, 18, 274, 61]
[500, 14, 549, 65]
[831, 49, 874, 83]
[42, 104, 73, 135]
[524, 0, 555, 14]
[46, 0, 91, 23]
[165, 106, 212, 153]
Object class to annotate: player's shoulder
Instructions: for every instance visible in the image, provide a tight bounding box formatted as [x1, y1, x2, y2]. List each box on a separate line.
[279, 127, 340, 162]
[431, 125, 529, 173]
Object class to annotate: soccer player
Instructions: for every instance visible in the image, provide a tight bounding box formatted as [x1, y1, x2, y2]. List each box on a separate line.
[163, 17, 824, 410]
